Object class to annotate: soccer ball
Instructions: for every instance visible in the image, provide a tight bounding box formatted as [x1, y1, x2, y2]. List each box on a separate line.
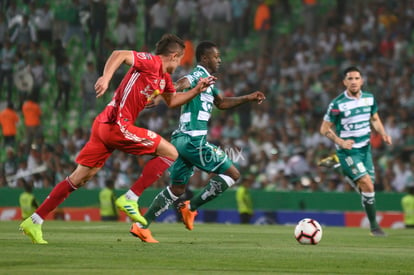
[294, 218, 323, 245]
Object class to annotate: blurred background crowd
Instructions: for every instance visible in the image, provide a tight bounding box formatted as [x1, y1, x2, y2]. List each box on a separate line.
[1, 0, 414, 193]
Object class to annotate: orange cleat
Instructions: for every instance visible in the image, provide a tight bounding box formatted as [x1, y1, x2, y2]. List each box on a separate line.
[129, 223, 159, 243]
[179, 201, 198, 231]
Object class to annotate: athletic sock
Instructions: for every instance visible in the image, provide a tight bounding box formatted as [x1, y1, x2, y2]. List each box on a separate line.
[130, 156, 174, 196]
[189, 174, 235, 211]
[125, 190, 139, 201]
[142, 186, 178, 228]
[35, 177, 77, 219]
[361, 192, 379, 230]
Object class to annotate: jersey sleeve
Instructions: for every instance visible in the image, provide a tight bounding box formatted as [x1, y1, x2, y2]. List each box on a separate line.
[371, 96, 378, 115]
[323, 101, 340, 123]
[163, 73, 176, 94]
[132, 51, 156, 73]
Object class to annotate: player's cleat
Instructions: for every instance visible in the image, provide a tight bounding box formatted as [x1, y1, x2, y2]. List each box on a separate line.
[370, 227, 387, 237]
[179, 200, 198, 231]
[318, 154, 340, 168]
[19, 217, 48, 244]
[130, 223, 159, 243]
[115, 195, 147, 225]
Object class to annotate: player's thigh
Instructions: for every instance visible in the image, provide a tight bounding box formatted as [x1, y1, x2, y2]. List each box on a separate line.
[109, 124, 163, 156]
[173, 136, 232, 175]
[337, 150, 368, 182]
[155, 137, 178, 160]
[76, 121, 113, 168]
[169, 155, 194, 185]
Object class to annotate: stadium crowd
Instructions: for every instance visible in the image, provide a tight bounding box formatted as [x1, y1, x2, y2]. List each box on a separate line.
[1, 0, 414, 194]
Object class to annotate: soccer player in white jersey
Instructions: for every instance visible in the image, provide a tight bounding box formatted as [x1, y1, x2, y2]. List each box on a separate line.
[320, 66, 392, 237]
[130, 41, 265, 242]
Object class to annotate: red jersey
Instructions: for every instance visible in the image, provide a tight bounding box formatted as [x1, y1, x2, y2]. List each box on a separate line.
[97, 52, 176, 126]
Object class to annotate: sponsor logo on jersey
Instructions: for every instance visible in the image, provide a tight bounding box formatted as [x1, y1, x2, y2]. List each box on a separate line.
[159, 79, 165, 90]
[136, 52, 152, 60]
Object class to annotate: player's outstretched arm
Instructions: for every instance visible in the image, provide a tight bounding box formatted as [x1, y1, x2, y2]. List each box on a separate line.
[370, 113, 392, 145]
[320, 120, 354, 149]
[95, 50, 134, 98]
[162, 76, 216, 108]
[214, 91, 266, 109]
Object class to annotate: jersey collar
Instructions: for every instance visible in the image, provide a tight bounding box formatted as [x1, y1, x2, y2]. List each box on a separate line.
[196, 65, 211, 76]
[344, 89, 362, 99]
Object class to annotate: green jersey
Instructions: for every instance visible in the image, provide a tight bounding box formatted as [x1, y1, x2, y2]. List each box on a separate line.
[323, 90, 378, 149]
[172, 65, 220, 138]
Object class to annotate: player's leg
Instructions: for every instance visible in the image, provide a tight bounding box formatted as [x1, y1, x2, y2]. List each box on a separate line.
[338, 149, 385, 236]
[130, 156, 190, 243]
[19, 164, 101, 244]
[357, 149, 386, 236]
[20, 120, 110, 244]
[115, 132, 178, 225]
[176, 138, 238, 230]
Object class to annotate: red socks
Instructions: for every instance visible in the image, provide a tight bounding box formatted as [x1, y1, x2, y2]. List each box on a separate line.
[36, 177, 77, 219]
[130, 156, 174, 196]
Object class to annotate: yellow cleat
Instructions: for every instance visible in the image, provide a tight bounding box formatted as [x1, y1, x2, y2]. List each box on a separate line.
[115, 195, 147, 225]
[19, 218, 48, 244]
[318, 154, 340, 169]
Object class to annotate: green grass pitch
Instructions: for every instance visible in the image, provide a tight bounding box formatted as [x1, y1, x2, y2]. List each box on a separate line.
[0, 221, 413, 274]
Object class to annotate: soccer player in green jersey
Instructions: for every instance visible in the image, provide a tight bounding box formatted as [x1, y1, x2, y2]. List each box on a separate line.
[130, 41, 265, 242]
[320, 66, 392, 237]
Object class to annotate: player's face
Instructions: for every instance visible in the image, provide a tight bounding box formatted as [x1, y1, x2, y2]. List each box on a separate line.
[167, 50, 184, 74]
[343, 71, 363, 96]
[204, 47, 221, 74]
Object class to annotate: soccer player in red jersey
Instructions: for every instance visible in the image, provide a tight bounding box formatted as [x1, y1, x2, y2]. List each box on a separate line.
[19, 34, 215, 244]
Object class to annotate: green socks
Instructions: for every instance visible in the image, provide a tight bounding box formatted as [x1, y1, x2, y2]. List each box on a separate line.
[143, 187, 177, 228]
[361, 192, 379, 230]
[189, 175, 233, 211]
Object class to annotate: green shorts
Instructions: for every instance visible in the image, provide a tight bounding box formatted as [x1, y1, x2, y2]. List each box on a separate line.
[169, 134, 233, 185]
[337, 145, 375, 183]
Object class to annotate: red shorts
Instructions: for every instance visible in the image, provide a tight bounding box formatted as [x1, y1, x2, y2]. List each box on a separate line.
[76, 120, 161, 168]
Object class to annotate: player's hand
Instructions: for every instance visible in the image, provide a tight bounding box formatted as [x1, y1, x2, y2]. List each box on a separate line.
[382, 134, 392, 145]
[249, 91, 266, 104]
[196, 76, 217, 92]
[339, 139, 354, 150]
[95, 76, 110, 98]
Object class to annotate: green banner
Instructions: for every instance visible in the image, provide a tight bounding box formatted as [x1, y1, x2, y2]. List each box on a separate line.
[0, 187, 404, 211]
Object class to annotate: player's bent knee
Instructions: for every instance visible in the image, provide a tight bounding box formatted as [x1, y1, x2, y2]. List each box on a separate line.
[170, 184, 186, 197]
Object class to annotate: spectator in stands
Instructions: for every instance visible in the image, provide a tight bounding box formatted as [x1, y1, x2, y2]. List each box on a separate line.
[22, 95, 42, 152]
[148, 0, 170, 48]
[81, 60, 99, 120]
[210, 0, 232, 47]
[30, 56, 47, 102]
[89, 0, 107, 57]
[174, 0, 197, 38]
[116, 0, 137, 49]
[10, 14, 37, 50]
[54, 56, 72, 111]
[254, 0, 271, 55]
[0, 13, 8, 47]
[33, 3, 53, 46]
[0, 39, 15, 103]
[0, 101, 19, 148]
[63, 0, 87, 50]
[2, 147, 19, 187]
[231, 0, 249, 40]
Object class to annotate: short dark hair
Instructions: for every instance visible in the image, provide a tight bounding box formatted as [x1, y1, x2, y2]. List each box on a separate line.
[155, 34, 185, 56]
[196, 41, 217, 62]
[343, 66, 362, 78]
